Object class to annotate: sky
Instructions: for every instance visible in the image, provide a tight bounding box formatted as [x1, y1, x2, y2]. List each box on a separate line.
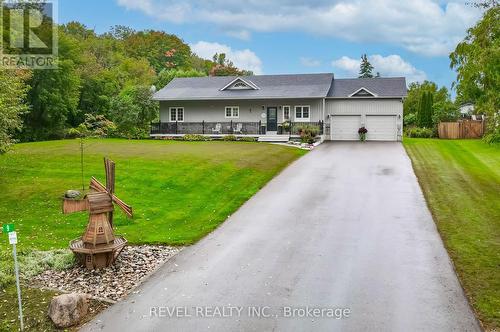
[58, 0, 484, 95]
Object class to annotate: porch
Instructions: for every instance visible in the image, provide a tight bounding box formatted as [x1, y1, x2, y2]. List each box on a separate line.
[150, 120, 324, 138]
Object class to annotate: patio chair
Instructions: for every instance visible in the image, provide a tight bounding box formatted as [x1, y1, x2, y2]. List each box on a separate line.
[212, 123, 222, 134]
[234, 123, 243, 134]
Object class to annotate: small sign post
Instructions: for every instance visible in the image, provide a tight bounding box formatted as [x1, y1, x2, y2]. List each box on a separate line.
[2, 225, 24, 331]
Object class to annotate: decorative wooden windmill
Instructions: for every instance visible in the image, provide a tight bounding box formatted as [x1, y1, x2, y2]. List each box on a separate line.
[63, 158, 133, 269]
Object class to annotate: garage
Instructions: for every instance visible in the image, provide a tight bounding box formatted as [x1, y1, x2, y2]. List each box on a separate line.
[330, 115, 361, 140]
[366, 115, 397, 141]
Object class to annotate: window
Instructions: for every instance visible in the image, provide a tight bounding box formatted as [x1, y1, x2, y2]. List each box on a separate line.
[282, 106, 291, 121]
[225, 106, 239, 118]
[169, 107, 184, 122]
[294, 106, 310, 121]
[97, 226, 104, 234]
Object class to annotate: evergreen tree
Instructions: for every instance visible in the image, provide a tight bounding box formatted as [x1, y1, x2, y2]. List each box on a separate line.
[417, 92, 434, 128]
[358, 54, 374, 78]
[424, 93, 434, 128]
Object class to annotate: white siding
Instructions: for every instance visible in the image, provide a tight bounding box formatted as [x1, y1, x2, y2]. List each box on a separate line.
[160, 99, 323, 123]
[326, 99, 402, 115]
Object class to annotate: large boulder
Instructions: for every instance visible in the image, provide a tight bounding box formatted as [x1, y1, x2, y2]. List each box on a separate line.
[48, 293, 89, 328]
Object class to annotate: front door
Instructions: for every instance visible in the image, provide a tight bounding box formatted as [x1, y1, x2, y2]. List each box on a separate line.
[267, 107, 278, 132]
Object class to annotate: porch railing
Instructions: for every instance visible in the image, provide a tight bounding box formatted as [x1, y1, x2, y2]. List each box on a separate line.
[150, 120, 324, 136]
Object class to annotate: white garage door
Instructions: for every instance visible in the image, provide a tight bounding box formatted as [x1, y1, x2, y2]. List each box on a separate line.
[366, 115, 397, 141]
[330, 115, 361, 140]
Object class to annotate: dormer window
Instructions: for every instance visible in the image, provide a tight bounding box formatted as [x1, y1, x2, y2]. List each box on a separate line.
[220, 77, 259, 91]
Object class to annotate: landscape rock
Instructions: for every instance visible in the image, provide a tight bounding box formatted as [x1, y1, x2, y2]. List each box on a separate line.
[64, 190, 81, 199]
[33, 245, 181, 301]
[48, 293, 89, 328]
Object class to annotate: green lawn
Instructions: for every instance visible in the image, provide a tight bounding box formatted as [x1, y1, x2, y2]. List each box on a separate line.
[0, 138, 305, 330]
[404, 138, 500, 330]
[0, 139, 305, 252]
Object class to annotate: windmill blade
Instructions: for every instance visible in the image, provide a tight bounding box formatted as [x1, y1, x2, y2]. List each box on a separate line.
[104, 158, 115, 194]
[89, 177, 107, 193]
[112, 194, 133, 218]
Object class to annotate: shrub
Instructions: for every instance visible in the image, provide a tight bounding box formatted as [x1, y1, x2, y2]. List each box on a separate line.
[183, 134, 210, 141]
[19, 249, 75, 279]
[404, 113, 417, 127]
[83, 114, 117, 137]
[296, 124, 320, 144]
[406, 127, 434, 138]
[483, 131, 500, 144]
[222, 134, 237, 141]
[238, 136, 257, 142]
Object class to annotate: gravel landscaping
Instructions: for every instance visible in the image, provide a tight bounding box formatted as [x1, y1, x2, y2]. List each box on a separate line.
[32, 245, 182, 301]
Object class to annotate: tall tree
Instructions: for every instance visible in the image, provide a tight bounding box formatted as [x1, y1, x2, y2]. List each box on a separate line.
[358, 54, 374, 78]
[450, 6, 499, 133]
[209, 53, 253, 76]
[417, 91, 434, 128]
[22, 30, 82, 141]
[0, 68, 31, 153]
[404, 81, 450, 116]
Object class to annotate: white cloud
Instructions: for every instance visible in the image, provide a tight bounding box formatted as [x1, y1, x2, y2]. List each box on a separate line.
[300, 57, 321, 67]
[190, 41, 263, 74]
[226, 30, 251, 41]
[116, 0, 482, 56]
[332, 54, 427, 83]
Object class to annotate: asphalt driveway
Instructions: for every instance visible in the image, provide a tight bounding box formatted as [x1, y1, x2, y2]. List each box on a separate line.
[82, 142, 480, 332]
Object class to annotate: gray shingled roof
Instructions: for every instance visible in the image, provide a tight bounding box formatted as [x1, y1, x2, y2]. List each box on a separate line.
[153, 73, 334, 100]
[153, 74, 407, 100]
[327, 77, 407, 98]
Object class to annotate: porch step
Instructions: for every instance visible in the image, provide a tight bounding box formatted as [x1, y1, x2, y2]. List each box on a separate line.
[258, 135, 290, 142]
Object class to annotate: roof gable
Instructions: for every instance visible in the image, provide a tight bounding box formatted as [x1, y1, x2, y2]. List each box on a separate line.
[349, 87, 378, 97]
[220, 77, 260, 91]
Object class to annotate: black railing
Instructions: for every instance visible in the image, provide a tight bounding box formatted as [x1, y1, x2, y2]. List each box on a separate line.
[151, 121, 264, 135]
[151, 120, 324, 136]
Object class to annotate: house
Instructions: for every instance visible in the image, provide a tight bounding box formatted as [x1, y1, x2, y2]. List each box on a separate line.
[459, 103, 475, 116]
[151, 73, 407, 141]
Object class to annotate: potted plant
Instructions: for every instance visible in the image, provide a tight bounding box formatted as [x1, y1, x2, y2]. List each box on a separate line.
[282, 121, 291, 133]
[358, 126, 368, 141]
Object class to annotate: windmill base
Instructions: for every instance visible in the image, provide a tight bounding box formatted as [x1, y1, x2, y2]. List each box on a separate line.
[69, 236, 127, 269]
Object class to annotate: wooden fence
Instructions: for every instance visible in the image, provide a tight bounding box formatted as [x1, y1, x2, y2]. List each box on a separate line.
[438, 120, 485, 139]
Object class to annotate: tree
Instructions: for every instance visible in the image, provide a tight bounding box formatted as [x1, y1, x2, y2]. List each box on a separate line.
[108, 85, 158, 138]
[209, 53, 253, 76]
[432, 100, 460, 126]
[0, 68, 31, 153]
[404, 81, 450, 116]
[156, 68, 206, 89]
[21, 31, 82, 141]
[358, 54, 374, 78]
[450, 6, 499, 134]
[417, 91, 434, 128]
[121, 30, 191, 73]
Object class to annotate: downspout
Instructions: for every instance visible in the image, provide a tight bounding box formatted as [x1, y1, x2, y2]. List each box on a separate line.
[322, 98, 326, 139]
